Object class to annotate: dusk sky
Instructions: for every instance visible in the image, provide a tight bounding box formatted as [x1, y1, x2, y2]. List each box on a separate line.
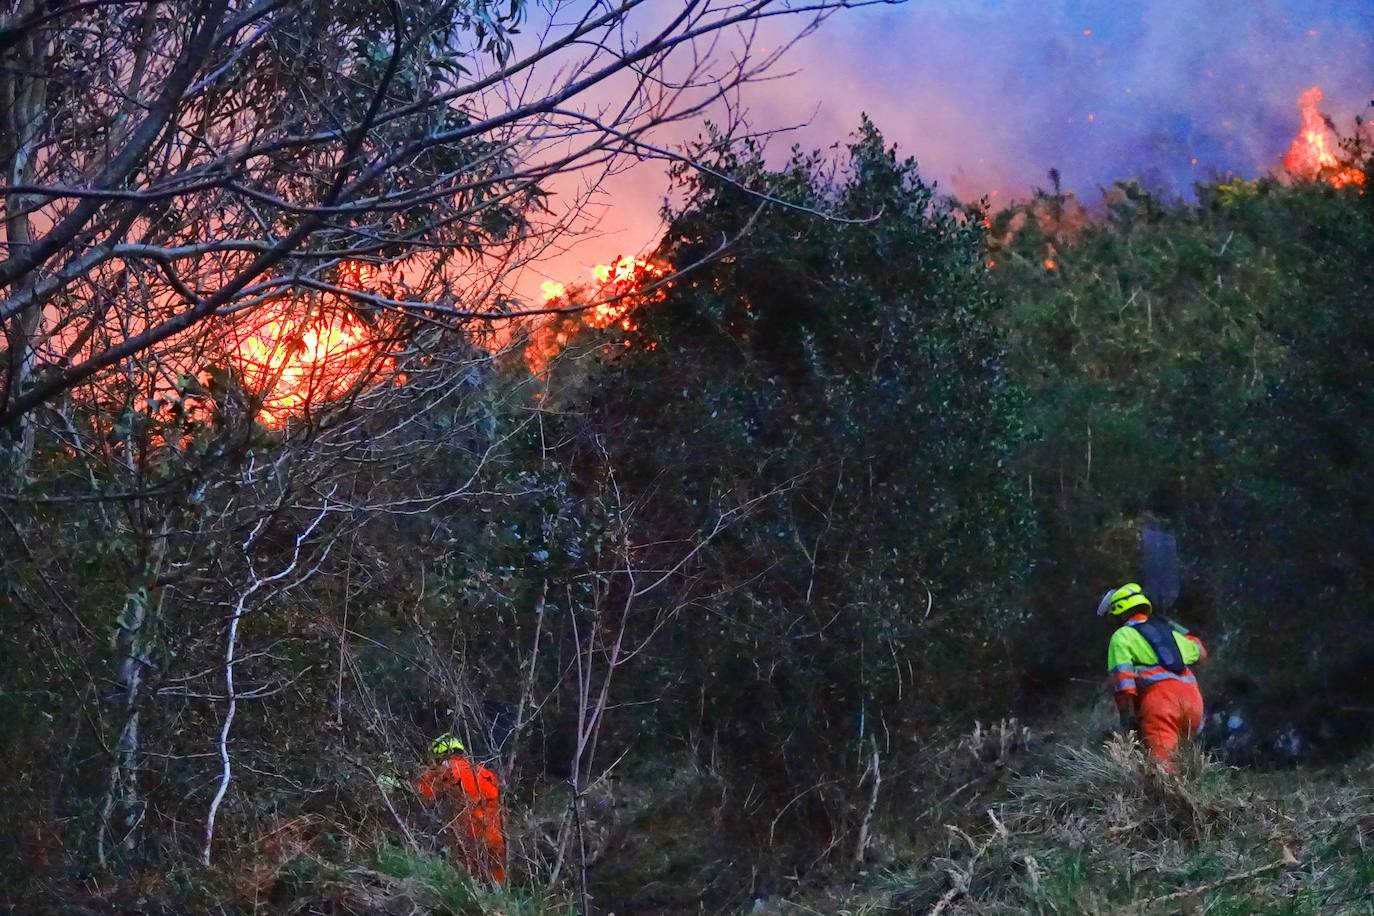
[519, 0, 1373, 298]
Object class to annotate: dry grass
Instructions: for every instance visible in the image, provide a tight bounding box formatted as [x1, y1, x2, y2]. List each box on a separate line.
[850, 730, 1374, 916]
[175, 724, 1367, 915]
[1012, 735, 1241, 845]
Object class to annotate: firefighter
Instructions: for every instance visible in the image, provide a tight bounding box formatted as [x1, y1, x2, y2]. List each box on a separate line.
[416, 733, 507, 884]
[1097, 583, 1207, 767]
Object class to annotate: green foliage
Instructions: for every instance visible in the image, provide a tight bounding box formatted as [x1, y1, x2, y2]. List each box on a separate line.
[375, 844, 481, 912]
[991, 173, 1374, 742]
[370, 844, 563, 915]
[538, 119, 1034, 845]
[4, 92, 1374, 910]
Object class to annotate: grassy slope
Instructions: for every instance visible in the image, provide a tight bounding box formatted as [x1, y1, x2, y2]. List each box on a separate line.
[76, 715, 1370, 915]
[750, 713, 1374, 916]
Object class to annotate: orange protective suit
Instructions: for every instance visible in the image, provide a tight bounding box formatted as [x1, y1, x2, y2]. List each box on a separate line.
[1107, 613, 1207, 768]
[416, 755, 507, 883]
[1137, 677, 1205, 765]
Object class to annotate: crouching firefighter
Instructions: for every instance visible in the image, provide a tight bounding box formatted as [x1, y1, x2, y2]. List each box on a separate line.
[416, 733, 507, 884]
[1097, 583, 1208, 767]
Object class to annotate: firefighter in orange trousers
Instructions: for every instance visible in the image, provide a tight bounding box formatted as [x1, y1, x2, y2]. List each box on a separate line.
[1097, 583, 1208, 768]
[416, 733, 507, 884]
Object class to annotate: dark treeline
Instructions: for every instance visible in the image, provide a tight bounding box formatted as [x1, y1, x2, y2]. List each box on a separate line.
[2, 113, 1372, 910]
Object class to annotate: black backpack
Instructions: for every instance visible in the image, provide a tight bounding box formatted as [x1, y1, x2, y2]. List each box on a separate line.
[1127, 618, 1187, 674]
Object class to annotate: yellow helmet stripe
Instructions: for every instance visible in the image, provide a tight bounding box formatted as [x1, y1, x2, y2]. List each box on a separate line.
[431, 733, 466, 756]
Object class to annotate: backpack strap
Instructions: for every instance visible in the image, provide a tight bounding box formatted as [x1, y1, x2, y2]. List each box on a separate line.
[1127, 618, 1187, 674]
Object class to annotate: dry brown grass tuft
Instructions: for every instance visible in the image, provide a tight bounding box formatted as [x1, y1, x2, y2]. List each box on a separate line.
[1012, 735, 1241, 846]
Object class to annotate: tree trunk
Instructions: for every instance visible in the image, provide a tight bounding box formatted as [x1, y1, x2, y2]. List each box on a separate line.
[96, 519, 170, 871]
[1, 0, 48, 465]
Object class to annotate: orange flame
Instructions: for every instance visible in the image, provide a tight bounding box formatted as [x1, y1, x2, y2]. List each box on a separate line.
[1283, 86, 1364, 188]
[226, 261, 387, 425]
[526, 255, 669, 374]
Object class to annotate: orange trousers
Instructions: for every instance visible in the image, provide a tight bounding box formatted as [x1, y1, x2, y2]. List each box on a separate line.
[1138, 678, 1204, 766]
[451, 809, 506, 884]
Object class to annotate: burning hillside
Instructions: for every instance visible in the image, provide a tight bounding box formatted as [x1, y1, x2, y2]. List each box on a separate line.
[216, 255, 671, 424]
[217, 85, 1368, 422]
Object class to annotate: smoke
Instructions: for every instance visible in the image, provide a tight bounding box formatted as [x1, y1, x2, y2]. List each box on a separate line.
[517, 0, 1373, 297]
[762, 0, 1372, 199]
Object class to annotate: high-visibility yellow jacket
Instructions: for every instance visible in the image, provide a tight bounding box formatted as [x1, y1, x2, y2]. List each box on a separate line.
[1107, 613, 1206, 700]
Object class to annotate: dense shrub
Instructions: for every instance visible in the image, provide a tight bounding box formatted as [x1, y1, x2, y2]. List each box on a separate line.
[991, 170, 1374, 753]
[538, 121, 1035, 849]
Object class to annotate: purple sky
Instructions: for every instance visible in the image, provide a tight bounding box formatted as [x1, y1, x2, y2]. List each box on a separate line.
[516, 0, 1374, 298]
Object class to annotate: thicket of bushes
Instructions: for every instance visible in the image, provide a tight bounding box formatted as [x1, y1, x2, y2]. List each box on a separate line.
[988, 170, 1374, 754]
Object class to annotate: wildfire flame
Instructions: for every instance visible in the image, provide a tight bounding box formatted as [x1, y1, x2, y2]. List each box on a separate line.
[1283, 86, 1364, 188]
[225, 261, 388, 425]
[525, 255, 669, 374]
[221, 253, 669, 417]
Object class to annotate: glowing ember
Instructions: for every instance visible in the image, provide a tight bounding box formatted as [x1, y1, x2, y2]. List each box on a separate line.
[526, 255, 669, 374]
[225, 262, 387, 425]
[1282, 86, 1364, 188]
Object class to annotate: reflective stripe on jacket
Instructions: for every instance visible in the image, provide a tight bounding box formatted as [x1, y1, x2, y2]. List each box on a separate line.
[1107, 613, 1206, 697]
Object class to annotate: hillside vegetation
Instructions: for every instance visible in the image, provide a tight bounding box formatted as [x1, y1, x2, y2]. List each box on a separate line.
[591, 711, 1374, 915]
[2, 115, 1372, 913]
